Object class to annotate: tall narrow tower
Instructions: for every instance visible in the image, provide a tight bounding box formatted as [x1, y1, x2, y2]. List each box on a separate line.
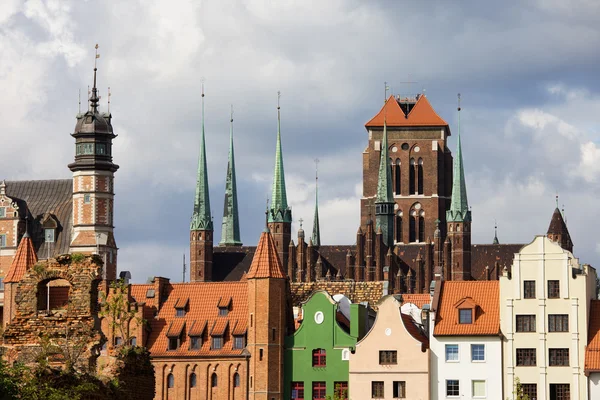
[446, 94, 471, 281]
[68, 45, 119, 281]
[375, 118, 395, 248]
[267, 93, 292, 268]
[189, 87, 213, 282]
[219, 106, 243, 247]
[311, 161, 321, 247]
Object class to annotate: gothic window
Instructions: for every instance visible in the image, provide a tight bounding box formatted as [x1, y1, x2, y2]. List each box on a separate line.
[233, 373, 240, 387]
[418, 211, 425, 243]
[211, 373, 218, 387]
[394, 159, 401, 194]
[190, 373, 197, 388]
[167, 373, 174, 388]
[409, 158, 416, 194]
[417, 158, 424, 195]
[395, 211, 403, 243]
[409, 210, 416, 243]
[389, 158, 393, 188]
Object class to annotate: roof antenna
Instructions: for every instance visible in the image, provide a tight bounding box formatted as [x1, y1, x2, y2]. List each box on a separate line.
[299, 217, 303, 230]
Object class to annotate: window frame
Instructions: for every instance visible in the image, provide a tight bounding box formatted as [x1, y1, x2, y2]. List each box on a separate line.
[459, 308, 473, 324]
[471, 344, 485, 362]
[379, 350, 398, 365]
[523, 280, 536, 299]
[233, 335, 245, 349]
[371, 381, 384, 399]
[549, 348, 569, 367]
[446, 379, 460, 397]
[211, 336, 223, 350]
[548, 280, 560, 299]
[393, 381, 406, 398]
[313, 381, 327, 400]
[312, 348, 326, 367]
[521, 384, 537, 400]
[516, 348, 537, 366]
[168, 336, 179, 351]
[334, 381, 348, 400]
[472, 380, 486, 398]
[549, 383, 570, 400]
[175, 307, 186, 317]
[548, 314, 569, 332]
[218, 306, 229, 316]
[291, 381, 304, 400]
[0, 207, 5, 218]
[233, 372, 240, 388]
[84, 194, 91, 204]
[189, 336, 202, 350]
[445, 344, 459, 362]
[515, 315, 536, 333]
[0, 234, 6, 248]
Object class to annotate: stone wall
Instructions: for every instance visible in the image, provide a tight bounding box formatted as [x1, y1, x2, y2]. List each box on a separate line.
[290, 280, 384, 307]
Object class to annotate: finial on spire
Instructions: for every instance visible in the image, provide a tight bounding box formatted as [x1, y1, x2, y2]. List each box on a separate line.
[277, 90, 281, 110]
[556, 193, 559, 209]
[89, 44, 100, 113]
[78, 89, 81, 114]
[384, 81, 390, 103]
[457, 92, 461, 112]
[299, 217, 303, 229]
[230, 104, 233, 123]
[107, 87, 111, 113]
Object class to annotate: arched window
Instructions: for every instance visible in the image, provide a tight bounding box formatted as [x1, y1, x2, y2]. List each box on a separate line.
[167, 373, 174, 388]
[417, 158, 424, 195]
[394, 159, 401, 194]
[389, 158, 393, 187]
[395, 211, 403, 243]
[190, 373, 197, 388]
[409, 158, 416, 194]
[418, 211, 425, 243]
[211, 373, 218, 388]
[234, 373, 240, 387]
[409, 209, 417, 243]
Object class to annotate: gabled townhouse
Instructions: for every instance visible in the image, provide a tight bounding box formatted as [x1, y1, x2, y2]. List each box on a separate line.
[500, 235, 596, 400]
[430, 280, 503, 399]
[585, 300, 600, 398]
[349, 294, 429, 400]
[284, 291, 369, 400]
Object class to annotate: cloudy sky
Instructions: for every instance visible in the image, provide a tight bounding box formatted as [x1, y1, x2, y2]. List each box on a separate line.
[1, 0, 599, 282]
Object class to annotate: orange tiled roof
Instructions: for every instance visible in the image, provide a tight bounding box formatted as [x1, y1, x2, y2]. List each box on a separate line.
[146, 281, 248, 357]
[585, 300, 600, 372]
[231, 320, 247, 335]
[433, 281, 500, 336]
[129, 284, 152, 303]
[217, 296, 232, 308]
[246, 230, 285, 279]
[166, 320, 186, 337]
[4, 234, 38, 283]
[365, 95, 448, 128]
[401, 294, 430, 309]
[174, 297, 189, 308]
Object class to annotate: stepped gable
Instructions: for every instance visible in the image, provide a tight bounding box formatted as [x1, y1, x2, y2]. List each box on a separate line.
[434, 281, 499, 336]
[586, 300, 600, 372]
[145, 281, 248, 357]
[365, 95, 448, 127]
[471, 244, 522, 279]
[246, 230, 285, 279]
[5, 180, 72, 257]
[213, 246, 256, 281]
[4, 233, 37, 283]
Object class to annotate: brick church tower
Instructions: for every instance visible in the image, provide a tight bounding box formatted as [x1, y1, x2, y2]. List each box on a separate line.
[247, 227, 287, 400]
[362, 94, 453, 246]
[68, 48, 118, 281]
[189, 88, 213, 282]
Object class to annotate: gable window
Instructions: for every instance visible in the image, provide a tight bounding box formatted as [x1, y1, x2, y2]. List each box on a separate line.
[168, 337, 179, 351]
[334, 382, 348, 400]
[471, 344, 485, 362]
[516, 315, 536, 332]
[472, 380, 486, 398]
[516, 348, 536, 366]
[393, 381, 406, 398]
[313, 382, 326, 400]
[548, 280, 560, 298]
[445, 344, 459, 362]
[379, 350, 397, 365]
[233, 335, 245, 349]
[291, 382, 304, 399]
[523, 280, 536, 298]
[371, 381, 384, 398]
[459, 309, 472, 324]
[218, 306, 229, 316]
[446, 380, 459, 397]
[0, 234, 6, 248]
[212, 336, 223, 350]
[312, 349, 326, 367]
[190, 336, 202, 350]
[167, 373, 174, 388]
[189, 373, 197, 388]
[549, 348, 569, 366]
[549, 314, 569, 332]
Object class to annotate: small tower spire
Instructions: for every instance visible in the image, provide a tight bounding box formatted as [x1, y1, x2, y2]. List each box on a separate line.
[447, 93, 471, 223]
[220, 105, 242, 246]
[493, 220, 499, 244]
[311, 158, 321, 247]
[375, 115, 395, 247]
[90, 44, 100, 114]
[269, 91, 291, 223]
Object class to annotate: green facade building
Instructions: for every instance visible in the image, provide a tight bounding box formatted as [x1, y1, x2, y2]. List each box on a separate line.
[284, 291, 370, 399]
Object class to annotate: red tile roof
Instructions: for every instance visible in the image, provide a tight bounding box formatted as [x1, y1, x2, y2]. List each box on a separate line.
[246, 230, 285, 279]
[586, 300, 600, 372]
[211, 319, 229, 336]
[365, 95, 448, 128]
[401, 294, 430, 309]
[129, 284, 152, 303]
[401, 313, 429, 349]
[146, 281, 248, 357]
[4, 234, 37, 283]
[433, 281, 500, 336]
[166, 320, 186, 337]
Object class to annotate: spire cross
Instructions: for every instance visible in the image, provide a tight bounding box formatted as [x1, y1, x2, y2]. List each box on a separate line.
[299, 218, 303, 229]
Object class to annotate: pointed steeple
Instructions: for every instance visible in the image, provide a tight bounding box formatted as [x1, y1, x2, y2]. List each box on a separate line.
[493, 221, 499, 244]
[220, 106, 242, 246]
[4, 233, 38, 283]
[447, 94, 471, 223]
[190, 86, 213, 231]
[269, 92, 292, 223]
[90, 44, 100, 114]
[311, 161, 321, 246]
[376, 118, 393, 203]
[247, 230, 286, 279]
[547, 205, 573, 252]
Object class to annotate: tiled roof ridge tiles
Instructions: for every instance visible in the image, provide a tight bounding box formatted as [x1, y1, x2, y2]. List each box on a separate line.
[246, 230, 285, 279]
[365, 94, 448, 127]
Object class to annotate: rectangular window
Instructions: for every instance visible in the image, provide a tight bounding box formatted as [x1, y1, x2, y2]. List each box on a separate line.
[549, 314, 569, 332]
[84, 194, 91, 204]
[291, 382, 304, 400]
[312, 349, 326, 367]
[548, 280, 560, 298]
[175, 308, 185, 317]
[521, 384, 537, 400]
[549, 348, 569, 366]
[471, 344, 485, 361]
[334, 382, 348, 400]
[0, 278, 4, 291]
[233, 335, 245, 349]
[516, 315, 536, 332]
[211, 336, 223, 350]
[218, 307, 228, 316]
[190, 336, 201, 350]
[472, 380, 486, 398]
[44, 228, 55, 243]
[523, 280, 536, 298]
[445, 344, 459, 362]
[379, 350, 398, 365]
[549, 383, 570, 400]
[371, 381, 384, 398]
[0, 234, 6, 248]
[313, 382, 326, 400]
[393, 381, 406, 398]
[446, 380, 459, 397]
[516, 348, 536, 366]
[168, 337, 178, 350]
[96, 143, 107, 155]
[459, 309, 473, 324]
[0, 207, 5, 217]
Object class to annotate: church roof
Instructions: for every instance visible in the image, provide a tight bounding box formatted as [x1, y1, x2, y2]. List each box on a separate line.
[219, 114, 242, 246]
[547, 207, 570, 239]
[365, 95, 448, 128]
[269, 102, 292, 223]
[246, 230, 286, 279]
[4, 233, 37, 283]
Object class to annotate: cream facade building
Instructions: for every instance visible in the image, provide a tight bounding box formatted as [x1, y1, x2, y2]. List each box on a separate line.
[349, 295, 429, 400]
[500, 235, 596, 400]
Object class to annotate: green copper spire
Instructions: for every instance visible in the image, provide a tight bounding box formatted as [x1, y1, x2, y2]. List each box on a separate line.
[376, 118, 393, 203]
[311, 161, 321, 246]
[269, 92, 292, 223]
[190, 87, 213, 231]
[447, 94, 471, 223]
[220, 106, 242, 246]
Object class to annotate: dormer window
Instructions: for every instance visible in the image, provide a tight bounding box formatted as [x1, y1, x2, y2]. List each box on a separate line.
[217, 296, 232, 316]
[233, 335, 246, 349]
[459, 309, 472, 324]
[176, 308, 186, 317]
[45, 228, 55, 243]
[190, 336, 202, 350]
[166, 320, 185, 351]
[454, 297, 477, 325]
[174, 298, 189, 317]
[218, 307, 228, 316]
[212, 336, 223, 350]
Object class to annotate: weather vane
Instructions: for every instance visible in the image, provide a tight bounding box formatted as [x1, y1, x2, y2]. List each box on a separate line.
[94, 44, 100, 68]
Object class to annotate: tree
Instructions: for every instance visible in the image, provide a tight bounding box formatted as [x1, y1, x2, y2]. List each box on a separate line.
[509, 377, 530, 400]
[99, 279, 145, 348]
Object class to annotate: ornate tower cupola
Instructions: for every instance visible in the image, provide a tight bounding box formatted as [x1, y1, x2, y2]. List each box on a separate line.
[267, 92, 292, 268]
[219, 106, 242, 247]
[190, 85, 213, 282]
[311, 162, 321, 247]
[68, 44, 118, 281]
[446, 94, 472, 281]
[375, 118, 395, 247]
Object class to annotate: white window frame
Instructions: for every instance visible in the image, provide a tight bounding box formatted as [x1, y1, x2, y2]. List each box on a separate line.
[471, 344, 485, 362]
[472, 380, 486, 398]
[445, 344, 459, 362]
